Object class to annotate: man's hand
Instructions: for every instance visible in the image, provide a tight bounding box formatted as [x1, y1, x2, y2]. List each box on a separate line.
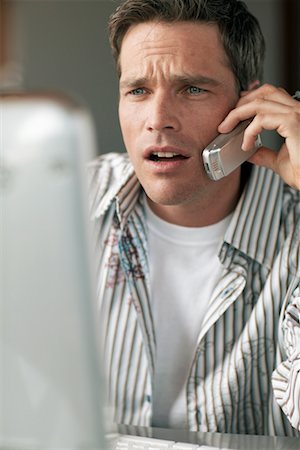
[218, 84, 300, 190]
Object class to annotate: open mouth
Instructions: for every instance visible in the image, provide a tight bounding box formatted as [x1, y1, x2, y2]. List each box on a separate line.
[149, 151, 188, 162]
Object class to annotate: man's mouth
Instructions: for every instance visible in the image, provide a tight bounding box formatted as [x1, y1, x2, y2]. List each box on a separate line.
[148, 151, 188, 162]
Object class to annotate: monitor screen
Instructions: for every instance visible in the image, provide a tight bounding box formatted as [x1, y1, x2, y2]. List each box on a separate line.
[0, 93, 105, 449]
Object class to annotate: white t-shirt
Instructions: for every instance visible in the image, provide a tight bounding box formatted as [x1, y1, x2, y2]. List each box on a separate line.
[144, 199, 231, 429]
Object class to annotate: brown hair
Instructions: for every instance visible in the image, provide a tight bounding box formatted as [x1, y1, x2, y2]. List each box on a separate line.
[108, 0, 265, 91]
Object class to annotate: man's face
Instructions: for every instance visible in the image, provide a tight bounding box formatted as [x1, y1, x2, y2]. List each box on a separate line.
[118, 21, 240, 208]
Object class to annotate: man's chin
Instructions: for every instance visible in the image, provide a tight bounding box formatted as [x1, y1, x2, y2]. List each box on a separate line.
[143, 188, 197, 208]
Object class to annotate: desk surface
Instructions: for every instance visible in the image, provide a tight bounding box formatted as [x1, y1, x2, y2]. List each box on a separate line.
[118, 424, 299, 450]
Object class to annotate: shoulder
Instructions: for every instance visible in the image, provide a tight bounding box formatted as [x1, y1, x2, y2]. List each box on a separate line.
[87, 152, 133, 182]
[245, 165, 299, 221]
[225, 166, 299, 270]
[87, 152, 135, 218]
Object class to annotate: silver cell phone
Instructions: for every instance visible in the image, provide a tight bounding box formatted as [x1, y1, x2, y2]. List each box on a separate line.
[202, 119, 262, 181]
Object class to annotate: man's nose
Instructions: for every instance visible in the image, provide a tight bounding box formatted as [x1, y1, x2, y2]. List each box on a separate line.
[146, 93, 181, 132]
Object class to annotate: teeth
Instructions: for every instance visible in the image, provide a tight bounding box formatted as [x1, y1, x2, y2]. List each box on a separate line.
[152, 152, 180, 158]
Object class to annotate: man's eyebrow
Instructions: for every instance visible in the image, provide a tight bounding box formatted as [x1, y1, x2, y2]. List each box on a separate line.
[173, 75, 221, 86]
[119, 74, 221, 89]
[119, 77, 148, 89]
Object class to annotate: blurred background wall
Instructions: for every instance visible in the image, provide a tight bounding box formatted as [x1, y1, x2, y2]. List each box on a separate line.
[2, 0, 300, 155]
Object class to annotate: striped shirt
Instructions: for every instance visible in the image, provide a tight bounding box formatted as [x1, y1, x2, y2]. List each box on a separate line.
[88, 152, 300, 436]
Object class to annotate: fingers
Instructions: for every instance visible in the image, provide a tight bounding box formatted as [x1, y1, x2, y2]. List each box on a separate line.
[217, 83, 300, 189]
[219, 101, 291, 136]
[238, 84, 295, 108]
[241, 111, 300, 151]
[218, 83, 300, 134]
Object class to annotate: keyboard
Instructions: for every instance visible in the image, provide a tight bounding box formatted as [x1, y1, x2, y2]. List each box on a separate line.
[110, 434, 219, 449]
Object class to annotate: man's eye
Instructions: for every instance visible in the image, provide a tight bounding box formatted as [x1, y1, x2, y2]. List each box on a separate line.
[129, 88, 146, 96]
[186, 86, 205, 95]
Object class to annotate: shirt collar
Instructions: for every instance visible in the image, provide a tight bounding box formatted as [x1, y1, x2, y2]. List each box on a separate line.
[113, 164, 283, 271]
[94, 155, 283, 269]
[92, 153, 136, 219]
[92, 153, 141, 226]
[115, 173, 142, 227]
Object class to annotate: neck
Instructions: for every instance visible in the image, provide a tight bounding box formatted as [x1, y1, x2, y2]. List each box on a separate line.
[146, 170, 242, 227]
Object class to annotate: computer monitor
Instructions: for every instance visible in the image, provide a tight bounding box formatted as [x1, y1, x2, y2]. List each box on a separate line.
[0, 92, 105, 449]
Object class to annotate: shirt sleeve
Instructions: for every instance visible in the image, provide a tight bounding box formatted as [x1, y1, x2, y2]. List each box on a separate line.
[272, 285, 300, 430]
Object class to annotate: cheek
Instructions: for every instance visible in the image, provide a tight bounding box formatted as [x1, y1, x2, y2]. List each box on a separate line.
[120, 123, 136, 156]
[189, 115, 219, 149]
[119, 113, 134, 147]
[119, 105, 139, 146]
[195, 104, 236, 145]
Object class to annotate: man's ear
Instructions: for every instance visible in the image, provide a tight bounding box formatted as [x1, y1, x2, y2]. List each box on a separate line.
[240, 80, 260, 97]
[247, 79, 260, 91]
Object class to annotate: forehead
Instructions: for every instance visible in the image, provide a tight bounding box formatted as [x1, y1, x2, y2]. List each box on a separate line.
[119, 21, 231, 78]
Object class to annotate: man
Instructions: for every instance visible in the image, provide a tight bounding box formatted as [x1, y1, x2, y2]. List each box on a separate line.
[88, 0, 300, 436]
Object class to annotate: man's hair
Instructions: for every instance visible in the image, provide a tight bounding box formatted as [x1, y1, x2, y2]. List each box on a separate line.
[108, 0, 265, 91]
